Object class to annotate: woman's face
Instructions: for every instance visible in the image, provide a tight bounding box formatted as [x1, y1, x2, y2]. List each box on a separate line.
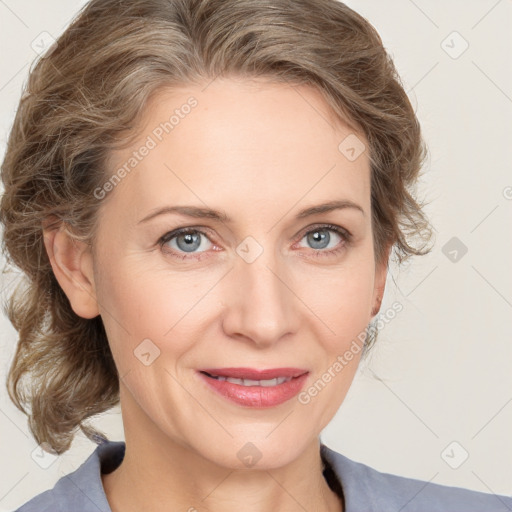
[89, 77, 388, 468]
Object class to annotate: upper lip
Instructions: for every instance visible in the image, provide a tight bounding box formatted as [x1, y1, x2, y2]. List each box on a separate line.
[199, 367, 309, 380]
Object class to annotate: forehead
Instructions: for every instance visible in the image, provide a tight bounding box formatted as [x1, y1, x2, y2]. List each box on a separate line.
[103, 78, 371, 222]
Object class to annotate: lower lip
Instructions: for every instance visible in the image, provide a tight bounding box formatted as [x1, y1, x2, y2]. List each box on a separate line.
[198, 371, 309, 408]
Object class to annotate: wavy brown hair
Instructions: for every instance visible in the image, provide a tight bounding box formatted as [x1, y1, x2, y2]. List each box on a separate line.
[0, 0, 433, 453]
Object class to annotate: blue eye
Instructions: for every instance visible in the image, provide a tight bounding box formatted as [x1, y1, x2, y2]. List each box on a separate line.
[158, 224, 351, 261]
[296, 224, 351, 259]
[159, 228, 213, 260]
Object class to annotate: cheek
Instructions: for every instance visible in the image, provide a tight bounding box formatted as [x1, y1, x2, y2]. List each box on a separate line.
[295, 264, 373, 422]
[93, 255, 207, 371]
[296, 260, 375, 335]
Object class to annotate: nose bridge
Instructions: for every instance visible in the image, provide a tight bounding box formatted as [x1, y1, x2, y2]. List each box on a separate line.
[239, 236, 289, 310]
[223, 236, 296, 344]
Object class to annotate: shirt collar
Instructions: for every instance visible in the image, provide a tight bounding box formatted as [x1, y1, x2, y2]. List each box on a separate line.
[66, 440, 365, 511]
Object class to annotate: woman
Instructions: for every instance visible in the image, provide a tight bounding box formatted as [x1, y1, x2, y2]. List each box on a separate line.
[1, 0, 510, 511]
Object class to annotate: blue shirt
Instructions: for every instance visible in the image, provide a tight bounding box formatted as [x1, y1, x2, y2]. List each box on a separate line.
[15, 440, 512, 511]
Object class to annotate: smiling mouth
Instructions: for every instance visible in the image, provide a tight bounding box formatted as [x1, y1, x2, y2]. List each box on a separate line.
[200, 371, 294, 387]
[197, 368, 310, 408]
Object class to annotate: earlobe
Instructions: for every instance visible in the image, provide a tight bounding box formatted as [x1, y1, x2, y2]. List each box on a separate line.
[42, 222, 100, 319]
[371, 296, 383, 317]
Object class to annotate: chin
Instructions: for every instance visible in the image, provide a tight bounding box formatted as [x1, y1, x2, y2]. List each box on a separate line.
[186, 429, 314, 471]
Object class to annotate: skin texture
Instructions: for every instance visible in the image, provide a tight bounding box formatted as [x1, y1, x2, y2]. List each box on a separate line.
[43, 77, 390, 512]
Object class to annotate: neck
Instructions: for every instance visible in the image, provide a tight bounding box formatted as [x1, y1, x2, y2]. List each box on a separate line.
[102, 392, 342, 512]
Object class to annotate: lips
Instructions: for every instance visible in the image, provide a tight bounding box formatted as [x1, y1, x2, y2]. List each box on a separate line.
[199, 367, 308, 380]
[197, 368, 310, 407]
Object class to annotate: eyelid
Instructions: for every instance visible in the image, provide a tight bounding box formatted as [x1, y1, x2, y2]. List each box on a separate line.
[294, 222, 352, 242]
[158, 226, 217, 249]
[158, 223, 351, 245]
[157, 222, 352, 260]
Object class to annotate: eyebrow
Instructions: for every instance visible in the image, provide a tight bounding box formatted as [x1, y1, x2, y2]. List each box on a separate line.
[137, 199, 364, 225]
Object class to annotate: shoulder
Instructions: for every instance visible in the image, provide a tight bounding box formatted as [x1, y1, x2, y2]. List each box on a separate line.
[320, 443, 512, 512]
[14, 440, 124, 512]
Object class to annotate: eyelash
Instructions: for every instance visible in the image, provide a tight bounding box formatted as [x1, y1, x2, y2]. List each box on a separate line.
[157, 224, 352, 261]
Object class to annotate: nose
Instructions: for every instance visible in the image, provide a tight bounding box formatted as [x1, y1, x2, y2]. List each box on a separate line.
[220, 245, 299, 348]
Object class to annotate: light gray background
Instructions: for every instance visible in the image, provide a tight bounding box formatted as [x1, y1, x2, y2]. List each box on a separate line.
[0, 0, 511, 510]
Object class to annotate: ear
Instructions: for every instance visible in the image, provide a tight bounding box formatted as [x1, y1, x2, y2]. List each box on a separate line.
[371, 243, 392, 317]
[42, 220, 99, 319]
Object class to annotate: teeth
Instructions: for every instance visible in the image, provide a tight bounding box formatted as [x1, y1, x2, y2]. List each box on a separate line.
[211, 375, 293, 386]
